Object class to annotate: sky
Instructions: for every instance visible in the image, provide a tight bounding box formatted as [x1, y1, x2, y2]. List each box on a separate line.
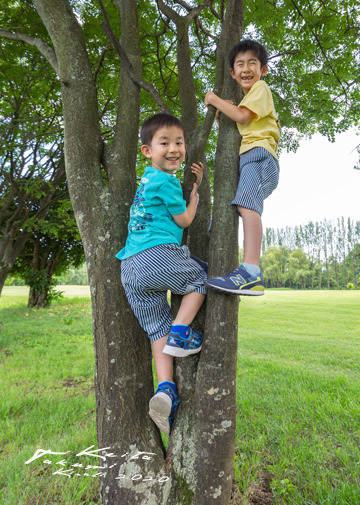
[260, 129, 360, 232]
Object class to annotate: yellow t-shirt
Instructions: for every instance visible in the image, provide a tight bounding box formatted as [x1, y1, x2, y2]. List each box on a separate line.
[237, 80, 280, 159]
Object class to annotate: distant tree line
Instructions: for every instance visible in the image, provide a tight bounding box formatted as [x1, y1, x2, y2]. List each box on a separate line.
[261, 218, 360, 289]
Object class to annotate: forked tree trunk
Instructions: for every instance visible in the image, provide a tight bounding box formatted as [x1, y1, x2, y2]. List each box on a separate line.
[15, 0, 243, 503]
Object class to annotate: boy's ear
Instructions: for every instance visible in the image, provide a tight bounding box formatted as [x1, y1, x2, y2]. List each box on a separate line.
[230, 67, 236, 80]
[261, 64, 268, 77]
[141, 144, 152, 159]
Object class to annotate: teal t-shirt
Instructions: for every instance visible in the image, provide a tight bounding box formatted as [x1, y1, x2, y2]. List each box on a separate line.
[116, 166, 186, 260]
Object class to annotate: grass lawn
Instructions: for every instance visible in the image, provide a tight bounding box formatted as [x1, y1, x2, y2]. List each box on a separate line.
[0, 288, 359, 504]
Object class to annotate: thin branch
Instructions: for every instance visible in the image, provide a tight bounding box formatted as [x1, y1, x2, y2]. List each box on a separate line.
[185, 0, 214, 24]
[210, 4, 222, 21]
[173, 0, 192, 11]
[289, 0, 348, 97]
[97, 0, 172, 114]
[268, 50, 301, 59]
[157, 0, 214, 26]
[0, 28, 59, 74]
[195, 15, 220, 43]
[94, 44, 113, 82]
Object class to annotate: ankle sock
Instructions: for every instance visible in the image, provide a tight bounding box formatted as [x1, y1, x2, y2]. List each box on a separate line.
[157, 381, 177, 402]
[242, 263, 260, 276]
[170, 324, 190, 338]
[158, 380, 176, 393]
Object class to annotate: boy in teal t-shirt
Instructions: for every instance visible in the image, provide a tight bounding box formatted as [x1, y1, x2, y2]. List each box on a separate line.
[117, 113, 206, 435]
[204, 39, 280, 295]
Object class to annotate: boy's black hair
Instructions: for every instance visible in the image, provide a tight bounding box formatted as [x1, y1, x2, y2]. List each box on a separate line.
[140, 113, 188, 146]
[229, 39, 268, 69]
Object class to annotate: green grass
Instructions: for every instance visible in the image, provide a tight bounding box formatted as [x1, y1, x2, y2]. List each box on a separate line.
[1, 289, 359, 504]
[0, 292, 98, 505]
[235, 291, 360, 504]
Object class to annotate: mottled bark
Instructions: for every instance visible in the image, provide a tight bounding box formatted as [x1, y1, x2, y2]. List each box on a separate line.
[193, 2, 243, 500]
[30, 1, 169, 503]
[167, 2, 243, 504]
[7, 0, 244, 502]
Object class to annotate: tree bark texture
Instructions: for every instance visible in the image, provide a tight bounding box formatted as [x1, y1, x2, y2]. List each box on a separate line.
[193, 2, 243, 502]
[30, 2, 170, 504]
[167, 2, 243, 504]
[15, 0, 243, 503]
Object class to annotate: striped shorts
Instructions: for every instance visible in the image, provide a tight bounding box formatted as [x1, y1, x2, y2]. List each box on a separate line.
[121, 244, 207, 342]
[231, 147, 279, 216]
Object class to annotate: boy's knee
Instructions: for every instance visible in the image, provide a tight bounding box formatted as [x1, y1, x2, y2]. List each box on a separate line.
[237, 205, 260, 217]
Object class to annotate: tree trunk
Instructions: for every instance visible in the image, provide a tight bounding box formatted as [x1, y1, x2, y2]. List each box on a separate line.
[28, 290, 47, 308]
[352, 253, 358, 289]
[0, 266, 9, 295]
[193, 2, 242, 502]
[0, 233, 29, 296]
[20, 0, 244, 503]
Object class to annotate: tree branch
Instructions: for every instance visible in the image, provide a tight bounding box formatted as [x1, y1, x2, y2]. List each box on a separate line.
[156, 0, 181, 22]
[185, 0, 214, 24]
[173, 0, 192, 11]
[268, 50, 301, 59]
[195, 16, 219, 43]
[289, 0, 348, 97]
[157, 0, 214, 26]
[0, 28, 59, 74]
[94, 43, 113, 82]
[97, 0, 172, 114]
[198, 0, 239, 145]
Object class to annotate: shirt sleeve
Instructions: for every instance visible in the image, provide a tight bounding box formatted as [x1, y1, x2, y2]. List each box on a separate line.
[239, 81, 273, 121]
[158, 176, 187, 215]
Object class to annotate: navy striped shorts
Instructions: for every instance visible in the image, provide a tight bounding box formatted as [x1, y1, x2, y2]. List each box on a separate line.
[231, 147, 279, 216]
[121, 244, 207, 342]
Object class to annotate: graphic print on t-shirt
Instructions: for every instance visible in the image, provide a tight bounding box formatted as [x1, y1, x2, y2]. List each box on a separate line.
[128, 183, 153, 232]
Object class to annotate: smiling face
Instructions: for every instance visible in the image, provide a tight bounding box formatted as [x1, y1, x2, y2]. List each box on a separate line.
[230, 50, 268, 95]
[141, 125, 186, 174]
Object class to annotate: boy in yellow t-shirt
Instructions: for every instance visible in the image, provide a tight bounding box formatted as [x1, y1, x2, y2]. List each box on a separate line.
[204, 39, 280, 295]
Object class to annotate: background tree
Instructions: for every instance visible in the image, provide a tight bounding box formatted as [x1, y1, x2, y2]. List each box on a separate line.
[347, 219, 360, 289]
[11, 189, 84, 307]
[263, 218, 359, 290]
[261, 245, 289, 288]
[288, 248, 311, 289]
[0, 32, 64, 294]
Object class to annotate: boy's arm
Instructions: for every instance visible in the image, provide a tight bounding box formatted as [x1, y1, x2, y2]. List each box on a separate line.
[172, 184, 199, 228]
[171, 162, 203, 228]
[205, 91, 255, 125]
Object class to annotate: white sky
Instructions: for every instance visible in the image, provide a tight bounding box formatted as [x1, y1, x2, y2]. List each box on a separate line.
[260, 129, 360, 231]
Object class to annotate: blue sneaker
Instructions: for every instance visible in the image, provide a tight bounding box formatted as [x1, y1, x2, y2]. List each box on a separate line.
[205, 265, 265, 295]
[149, 382, 179, 435]
[162, 325, 203, 357]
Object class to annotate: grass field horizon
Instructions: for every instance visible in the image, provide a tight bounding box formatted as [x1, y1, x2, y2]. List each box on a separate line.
[1, 289, 359, 504]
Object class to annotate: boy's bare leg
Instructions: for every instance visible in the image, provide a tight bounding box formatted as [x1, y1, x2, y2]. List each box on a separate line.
[173, 292, 205, 326]
[150, 333, 178, 435]
[237, 205, 262, 266]
[152, 333, 173, 383]
[161, 292, 205, 358]
[204, 207, 264, 294]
